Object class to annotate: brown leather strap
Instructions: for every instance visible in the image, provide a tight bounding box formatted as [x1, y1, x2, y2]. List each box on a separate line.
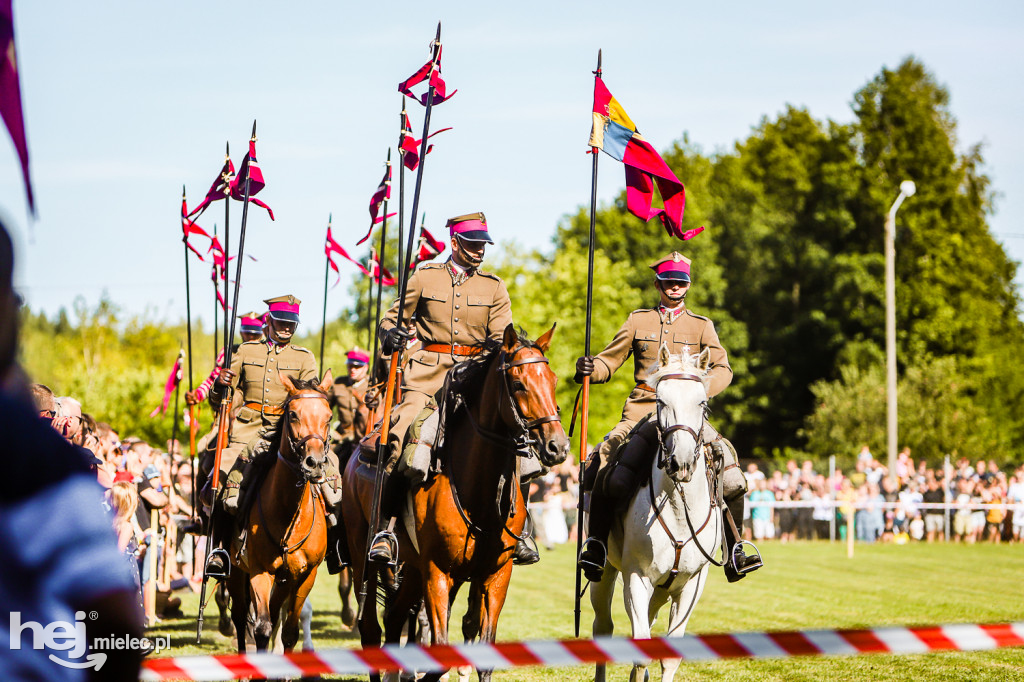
[636, 382, 655, 392]
[244, 401, 284, 416]
[422, 343, 482, 357]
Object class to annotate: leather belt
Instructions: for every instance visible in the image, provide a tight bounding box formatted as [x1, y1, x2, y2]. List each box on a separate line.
[244, 401, 284, 416]
[636, 382, 655, 393]
[422, 343, 482, 357]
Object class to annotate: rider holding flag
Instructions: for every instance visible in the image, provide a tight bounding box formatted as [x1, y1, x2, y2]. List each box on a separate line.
[575, 252, 762, 583]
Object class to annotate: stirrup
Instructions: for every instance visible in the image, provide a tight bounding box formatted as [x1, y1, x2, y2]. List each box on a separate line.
[205, 548, 231, 580]
[731, 540, 763, 575]
[368, 530, 398, 567]
[578, 538, 607, 582]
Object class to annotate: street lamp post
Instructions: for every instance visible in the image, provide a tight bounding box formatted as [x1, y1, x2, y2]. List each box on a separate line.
[885, 180, 916, 477]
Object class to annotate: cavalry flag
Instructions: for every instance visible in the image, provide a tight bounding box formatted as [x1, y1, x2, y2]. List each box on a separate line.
[208, 236, 229, 310]
[368, 248, 395, 286]
[398, 42, 456, 107]
[230, 136, 275, 221]
[356, 161, 396, 245]
[410, 224, 445, 270]
[0, 1, 33, 213]
[186, 156, 234, 221]
[149, 350, 183, 418]
[181, 190, 211, 261]
[590, 76, 702, 241]
[399, 108, 452, 171]
[325, 224, 369, 287]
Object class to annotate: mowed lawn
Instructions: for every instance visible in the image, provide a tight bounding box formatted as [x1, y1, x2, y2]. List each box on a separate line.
[150, 541, 1024, 680]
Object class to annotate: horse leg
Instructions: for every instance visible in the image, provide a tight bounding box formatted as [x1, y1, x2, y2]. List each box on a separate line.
[659, 567, 709, 682]
[589, 564, 619, 682]
[248, 571, 276, 651]
[623, 573, 655, 682]
[357, 566, 385, 682]
[227, 570, 249, 653]
[215, 580, 235, 637]
[464, 561, 515, 682]
[416, 563, 454, 682]
[279, 569, 318, 653]
[338, 566, 356, 628]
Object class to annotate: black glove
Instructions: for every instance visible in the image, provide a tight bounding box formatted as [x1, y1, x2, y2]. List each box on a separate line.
[574, 355, 595, 383]
[381, 326, 412, 354]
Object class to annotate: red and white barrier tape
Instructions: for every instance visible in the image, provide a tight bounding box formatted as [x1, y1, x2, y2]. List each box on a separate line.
[142, 622, 1024, 680]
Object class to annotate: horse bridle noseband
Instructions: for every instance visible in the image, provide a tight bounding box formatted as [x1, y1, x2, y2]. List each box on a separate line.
[655, 372, 707, 473]
[278, 392, 331, 483]
[496, 345, 562, 446]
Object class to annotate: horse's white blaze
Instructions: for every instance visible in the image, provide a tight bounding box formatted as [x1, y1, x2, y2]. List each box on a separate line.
[593, 350, 721, 682]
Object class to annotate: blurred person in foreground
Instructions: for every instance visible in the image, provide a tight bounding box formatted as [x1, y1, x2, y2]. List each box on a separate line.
[0, 221, 143, 680]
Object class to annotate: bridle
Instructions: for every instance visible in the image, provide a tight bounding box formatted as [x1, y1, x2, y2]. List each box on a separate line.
[654, 372, 707, 477]
[278, 391, 331, 484]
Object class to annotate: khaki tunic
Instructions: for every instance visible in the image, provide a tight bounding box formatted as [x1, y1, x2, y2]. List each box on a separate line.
[207, 340, 318, 475]
[330, 375, 369, 446]
[379, 260, 514, 470]
[592, 306, 732, 466]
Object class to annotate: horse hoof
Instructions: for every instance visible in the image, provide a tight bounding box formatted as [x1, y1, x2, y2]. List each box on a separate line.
[341, 606, 356, 628]
[218, 612, 235, 638]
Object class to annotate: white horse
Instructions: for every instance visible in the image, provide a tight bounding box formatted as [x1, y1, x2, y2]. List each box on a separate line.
[590, 344, 723, 682]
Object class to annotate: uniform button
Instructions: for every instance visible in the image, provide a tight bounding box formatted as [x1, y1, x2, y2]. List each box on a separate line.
[266, 377, 271, 381]
[455, 305, 460, 310]
[454, 317, 459, 322]
[455, 292, 461, 297]
[454, 330, 460, 335]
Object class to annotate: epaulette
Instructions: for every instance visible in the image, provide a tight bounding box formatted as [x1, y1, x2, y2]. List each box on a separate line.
[420, 262, 445, 271]
[684, 309, 710, 322]
[289, 345, 314, 355]
[238, 339, 262, 348]
[475, 269, 502, 281]
[630, 307, 657, 316]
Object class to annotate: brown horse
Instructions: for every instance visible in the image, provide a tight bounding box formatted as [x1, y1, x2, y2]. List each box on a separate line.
[227, 372, 333, 652]
[343, 324, 569, 682]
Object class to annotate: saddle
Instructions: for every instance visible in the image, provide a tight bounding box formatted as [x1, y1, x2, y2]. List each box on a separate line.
[602, 416, 659, 501]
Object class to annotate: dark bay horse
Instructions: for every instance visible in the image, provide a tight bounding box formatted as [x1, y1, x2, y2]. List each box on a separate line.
[227, 372, 333, 652]
[343, 324, 569, 682]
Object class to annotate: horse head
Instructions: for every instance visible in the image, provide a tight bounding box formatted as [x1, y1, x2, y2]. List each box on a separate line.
[649, 343, 711, 484]
[279, 370, 334, 483]
[497, 323, 570, 467]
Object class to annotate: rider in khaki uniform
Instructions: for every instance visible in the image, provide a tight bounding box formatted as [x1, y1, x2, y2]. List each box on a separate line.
[368, 212, 529, 565]
[205, 295, 330, 574]
[576, 253, 762, 583]
[329, 348, 371, 462]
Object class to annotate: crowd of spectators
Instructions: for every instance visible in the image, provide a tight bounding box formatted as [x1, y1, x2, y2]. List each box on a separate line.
[28, 382, 201, 627]
[742, 445, 1024, 545]
[527, 460, 580, 551]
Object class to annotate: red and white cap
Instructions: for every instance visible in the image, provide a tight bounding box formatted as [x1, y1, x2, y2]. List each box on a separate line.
[649, 252, 691, 283]
[447, 212, 493, 244]
[263, 295, 301, 323]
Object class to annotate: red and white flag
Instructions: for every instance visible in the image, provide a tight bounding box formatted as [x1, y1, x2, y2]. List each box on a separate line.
[149, 350, 183, 418]
[0, 1, 33, 213]
[325, 222, 369, 288]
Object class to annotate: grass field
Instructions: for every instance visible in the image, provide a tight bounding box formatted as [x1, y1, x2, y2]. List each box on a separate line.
[150, 541, 1024, 680]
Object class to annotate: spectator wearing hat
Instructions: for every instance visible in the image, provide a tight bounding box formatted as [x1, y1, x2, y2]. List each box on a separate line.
[369, 212, 518, 566]
[575, 251, 761, 583]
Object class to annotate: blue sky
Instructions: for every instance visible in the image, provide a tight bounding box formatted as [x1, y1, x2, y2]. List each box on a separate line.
[3, 1, 1022, 328]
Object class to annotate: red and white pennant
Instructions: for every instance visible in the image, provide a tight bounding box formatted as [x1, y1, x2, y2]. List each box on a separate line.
[142, 622, 1024, 680]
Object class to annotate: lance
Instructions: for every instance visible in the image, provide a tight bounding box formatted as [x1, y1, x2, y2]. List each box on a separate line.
[359, 22, 442, 617]
[396, 98, 408, 292]
[199, 122, 257, 644]
[365, 250, 374, 351]
[371, 150, 392, 376]
[212, 222, 219, 360]
[222, 141, 231, 362]
[320, 213, 332, 368]
[181, 186, 199, 522]
[574, 49, 601, 638]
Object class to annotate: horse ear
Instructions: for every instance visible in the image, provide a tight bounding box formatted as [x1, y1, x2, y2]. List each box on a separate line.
[279, 371, 298, 395]
[319, 368, 333, 393]
[697, 347, 712, 373]
[658, 342, 672, 368]
[535, 323, 556, 353]
[502, 323, 517, 350]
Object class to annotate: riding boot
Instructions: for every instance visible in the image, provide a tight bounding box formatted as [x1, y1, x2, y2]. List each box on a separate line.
[718, 437, 763, 582]
[368, 473, 402, 565]
[324, 521, 347, 575]
[579, 476, 614, 582]
[220, 457, 252, 516]
[204, 524, 231, 579]
[512, 506, 540, 566]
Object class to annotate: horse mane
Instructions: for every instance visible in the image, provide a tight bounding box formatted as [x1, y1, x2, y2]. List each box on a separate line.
[262, 378, 329, 456]
[647, 349, 710, 391]
[444, 328, 539, 411]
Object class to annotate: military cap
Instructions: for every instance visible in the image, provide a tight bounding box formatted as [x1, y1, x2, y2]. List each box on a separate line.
[346, 348, 370, 366]
[238, 311, 265, 334]
[649, 252, 691, 283]
[264, 295, 301, 322]
[447, 212, 493, 244]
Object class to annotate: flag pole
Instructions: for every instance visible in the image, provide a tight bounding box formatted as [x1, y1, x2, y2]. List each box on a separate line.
[212, 222, 219, 361]
[181, 186, 198, 522]
[320, 213, 332, 369]
[575, 48, 601, 639]
[365, 250, 374, 351]
[397, 98, 408, 292]
[359, 21, 442, 617]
